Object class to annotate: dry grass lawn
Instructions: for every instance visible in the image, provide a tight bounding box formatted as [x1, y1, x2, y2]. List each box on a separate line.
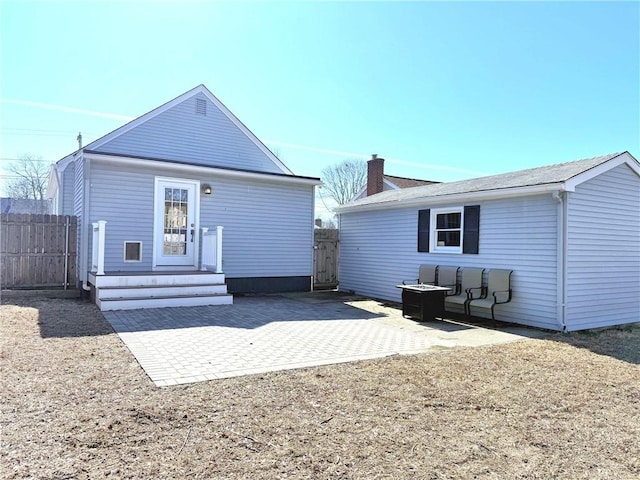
[1, 293, 639, 479]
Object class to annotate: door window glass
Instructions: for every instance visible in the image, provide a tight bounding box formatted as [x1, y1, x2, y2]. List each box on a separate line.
[163, 187, 188, 255]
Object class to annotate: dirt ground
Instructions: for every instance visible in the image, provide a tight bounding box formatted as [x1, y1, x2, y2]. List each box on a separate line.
[1, 293, 639, 479]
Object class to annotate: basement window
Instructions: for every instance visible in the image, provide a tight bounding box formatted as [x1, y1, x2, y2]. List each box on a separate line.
[124, 242, 142, 262]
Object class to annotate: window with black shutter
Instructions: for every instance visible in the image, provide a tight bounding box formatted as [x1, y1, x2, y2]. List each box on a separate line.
[417, 205, 480, 254]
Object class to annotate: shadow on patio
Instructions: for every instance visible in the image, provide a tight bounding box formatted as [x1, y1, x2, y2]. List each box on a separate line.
[102, 293, 387, 334]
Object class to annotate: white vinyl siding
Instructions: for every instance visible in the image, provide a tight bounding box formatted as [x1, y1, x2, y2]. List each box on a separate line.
[89, 164, 155, 271]
[339, 195, 560, 330]
[93, 93, 282, 174]
[88, 162, 314, 278]
[200, 179, 314, 278]
[565, 164, 640, 330]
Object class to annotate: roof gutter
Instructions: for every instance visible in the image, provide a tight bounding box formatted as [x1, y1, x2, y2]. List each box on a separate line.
[335, 182, 567, 213]
[83, 152, 321, 187]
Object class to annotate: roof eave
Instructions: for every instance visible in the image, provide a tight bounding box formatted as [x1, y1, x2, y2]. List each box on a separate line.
[564, 151, 639, 191]
[83, 152, 321, 186]
[83, 85, 294, 176]
[335, 183, 566, 213]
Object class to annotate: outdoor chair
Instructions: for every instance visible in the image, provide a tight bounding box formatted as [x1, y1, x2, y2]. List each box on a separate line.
[444, 267, 485, 315]
[435, 266, 459, 294]
[468, 269, 513, 320]
[403, 264, 437, 285]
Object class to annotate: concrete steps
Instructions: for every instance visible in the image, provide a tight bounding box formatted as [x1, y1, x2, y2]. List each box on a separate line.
[89, 272, 233, 311]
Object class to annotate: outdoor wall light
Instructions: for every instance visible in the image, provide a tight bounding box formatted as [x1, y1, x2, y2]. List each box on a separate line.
[202, 184, 212, 195]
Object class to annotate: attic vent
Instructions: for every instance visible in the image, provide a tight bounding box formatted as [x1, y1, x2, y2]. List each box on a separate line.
[195, 98, 207, 116]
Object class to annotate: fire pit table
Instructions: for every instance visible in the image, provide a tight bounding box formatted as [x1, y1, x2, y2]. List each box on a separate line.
[395, 284, 451, 322]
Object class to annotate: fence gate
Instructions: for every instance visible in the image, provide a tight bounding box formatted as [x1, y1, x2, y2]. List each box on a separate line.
[1, 214, 77, 289]
[313, 228, 338, 290]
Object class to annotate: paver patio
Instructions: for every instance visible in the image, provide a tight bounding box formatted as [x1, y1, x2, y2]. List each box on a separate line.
[103, 291, 546, 386]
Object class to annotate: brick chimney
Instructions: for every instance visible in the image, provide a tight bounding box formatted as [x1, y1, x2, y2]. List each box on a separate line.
[367, 154, 385, 196]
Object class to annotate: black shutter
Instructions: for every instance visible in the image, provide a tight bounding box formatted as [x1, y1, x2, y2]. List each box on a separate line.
[418, 209, 430, 252]
[463, 205, 480, 254]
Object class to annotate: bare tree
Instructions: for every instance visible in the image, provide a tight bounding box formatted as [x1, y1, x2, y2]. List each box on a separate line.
[320, 159, 367, 205]
[5, 154, 50, 200]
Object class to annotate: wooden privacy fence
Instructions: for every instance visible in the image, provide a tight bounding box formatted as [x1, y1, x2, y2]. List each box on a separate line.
[1, 214, 77, 289]
[313, 228, 339, 290]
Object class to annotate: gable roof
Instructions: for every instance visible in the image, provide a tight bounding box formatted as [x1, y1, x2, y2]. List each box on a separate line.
[352, 173, 439, 201]
[336, 152, 639, 213]
[384, 174, 439, 189]
[56, 85, 293, 175]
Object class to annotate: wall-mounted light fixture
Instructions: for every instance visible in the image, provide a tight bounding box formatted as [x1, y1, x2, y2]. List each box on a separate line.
[202, 184, 212, 195]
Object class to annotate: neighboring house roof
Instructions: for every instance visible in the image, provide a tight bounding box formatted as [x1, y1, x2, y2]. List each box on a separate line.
[352, 173, 439, 201]
[383, 175, 439, 189]
[54, 84, 292, 175]
[1, 198, 51, 214]
[337, 152, 640, 213]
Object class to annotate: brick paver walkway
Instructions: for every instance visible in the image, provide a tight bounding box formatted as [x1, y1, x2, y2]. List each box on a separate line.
[103, 292, 537, 386]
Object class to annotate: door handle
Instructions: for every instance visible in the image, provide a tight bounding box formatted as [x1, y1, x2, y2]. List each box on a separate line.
[190, 229, 194, 242]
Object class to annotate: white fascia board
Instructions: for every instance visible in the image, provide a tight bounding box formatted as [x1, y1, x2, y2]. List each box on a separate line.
[564, 152, 640, 191]
[86, 85, 293, 176]
[84, 152, 321, 186]
[335, 183, 566, 213]
[351, 185, 367, 201]
[56, 152, 77, 170]
[86, 85, 202, 151]
[197, 87, 294, 175]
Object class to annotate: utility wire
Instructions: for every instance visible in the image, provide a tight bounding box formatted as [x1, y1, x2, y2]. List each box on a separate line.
[1, 132, 81, 137]
[0, 157, 56, 163]
[1, 127, 91, 133]
[317, 187, 336, 214]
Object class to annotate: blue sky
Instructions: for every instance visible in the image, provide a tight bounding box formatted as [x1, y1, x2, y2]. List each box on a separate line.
[1, 1, 638, 213]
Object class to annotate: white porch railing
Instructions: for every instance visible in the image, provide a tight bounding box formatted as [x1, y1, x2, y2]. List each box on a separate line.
[201, 225, 224, 274]
[91, 220, 107, 276]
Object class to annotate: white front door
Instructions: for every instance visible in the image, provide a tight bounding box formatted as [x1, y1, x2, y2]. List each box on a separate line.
[154, 178, 199, 267]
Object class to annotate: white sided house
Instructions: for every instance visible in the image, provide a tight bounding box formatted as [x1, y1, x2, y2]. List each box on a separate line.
[335, 152, 640, 332]
[47, 85, 320, 311]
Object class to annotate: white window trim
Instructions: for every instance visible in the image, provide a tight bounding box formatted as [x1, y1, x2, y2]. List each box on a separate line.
[430, 207, 464, 254]
[152, 176, 200, 270]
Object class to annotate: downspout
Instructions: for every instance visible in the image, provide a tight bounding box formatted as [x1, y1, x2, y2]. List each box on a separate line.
[553, 190, 567, 332]
[64, 215, 70, 290]
[82, 157, 91, 291]
[311, 185, 317, 291]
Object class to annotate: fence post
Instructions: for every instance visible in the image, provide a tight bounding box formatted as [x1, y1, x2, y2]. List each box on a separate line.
[200, 227, 209, 271]
[215, 225, 224, 274]
[64, 216, 70, 289]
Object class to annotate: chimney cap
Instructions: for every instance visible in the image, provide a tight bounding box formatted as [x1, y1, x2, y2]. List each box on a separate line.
[371, 154, 378, 160]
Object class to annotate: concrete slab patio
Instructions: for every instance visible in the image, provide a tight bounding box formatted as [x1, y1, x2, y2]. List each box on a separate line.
[103, 291, 550, 387]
